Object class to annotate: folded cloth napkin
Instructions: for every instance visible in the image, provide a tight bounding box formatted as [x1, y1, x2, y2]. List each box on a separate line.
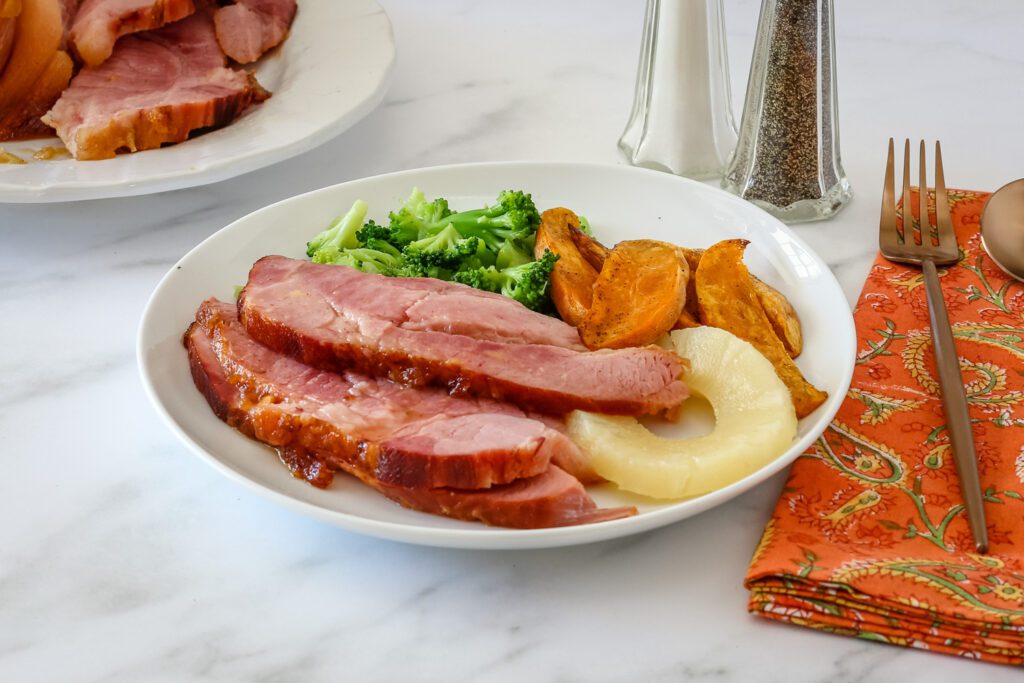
[745, 189, 1024, 665]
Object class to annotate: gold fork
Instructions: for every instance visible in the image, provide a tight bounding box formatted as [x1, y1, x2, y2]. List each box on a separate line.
[879, 139, 988, 553]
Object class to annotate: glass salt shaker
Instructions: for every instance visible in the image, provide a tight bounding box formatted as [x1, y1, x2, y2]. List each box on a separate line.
[722, 0, 851, 222]
[619, 0, 737, 180]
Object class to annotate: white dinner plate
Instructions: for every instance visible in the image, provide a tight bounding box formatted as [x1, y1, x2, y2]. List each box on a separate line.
[0, 0, 394, 203]
[138, 162, 856, 549]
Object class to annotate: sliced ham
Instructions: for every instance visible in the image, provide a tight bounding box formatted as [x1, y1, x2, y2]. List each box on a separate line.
[185, 300, 633, 528]
[213, 0, 294, 64]
[326, 448, 633, 529]
[191, 299, 578, 490]
[59, 0, 81, 50]
[43, 11, 268, 160]
[70, 0, 195, 66]
[238, 256, 689, 417]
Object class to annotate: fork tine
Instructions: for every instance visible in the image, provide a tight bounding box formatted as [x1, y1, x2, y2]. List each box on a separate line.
[901, 139, 914, 243]
[919, 140, 932, 244]
[879, 138, 899, 251]
[934, 141, 955, 248]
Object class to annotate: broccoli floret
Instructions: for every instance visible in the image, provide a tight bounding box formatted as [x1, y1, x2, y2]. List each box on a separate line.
[397, 225, 483, 278]
[306, 200, 368, 258]
[498, 250, 559, 310]
[452, 250, 559, 311]
[444, 190, 540, 250]
[388, 188, 540, 250]
[314, 246, 400, 275]
[356, 219, 417, 247]
[388, 188, 453, 241]
[577, 215, 592, 236]
[495, 239, 533, 269]
[451, 265, 506, 292]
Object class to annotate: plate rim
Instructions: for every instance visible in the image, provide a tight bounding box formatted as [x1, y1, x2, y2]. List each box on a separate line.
[137, 160, 856, 550]
[0, 0, 396, 203]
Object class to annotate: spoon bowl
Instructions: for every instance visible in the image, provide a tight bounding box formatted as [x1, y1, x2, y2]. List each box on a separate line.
[981, 179, 1024, 282]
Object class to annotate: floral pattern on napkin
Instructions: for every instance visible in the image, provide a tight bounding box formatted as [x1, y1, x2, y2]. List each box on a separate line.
[745, 190, 1024, 665]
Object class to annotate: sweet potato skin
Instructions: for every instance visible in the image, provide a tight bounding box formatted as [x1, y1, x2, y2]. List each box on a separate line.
[752, 277, 803, 357]
[536, 208, 599, 327]
[579, 240, 688, 350]
[569, 223, 611, 272]
[695, 239, 826, 418]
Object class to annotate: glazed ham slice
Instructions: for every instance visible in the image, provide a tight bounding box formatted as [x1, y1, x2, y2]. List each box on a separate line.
[189, 299, 589, 490]
[213, 0, 295, 64]
[238, 256, 689, 416]
[185, 300, 633, 528]
[43, 11, 267, 160]
[319, 448, 634, 530]
[70, 0, 195, 66]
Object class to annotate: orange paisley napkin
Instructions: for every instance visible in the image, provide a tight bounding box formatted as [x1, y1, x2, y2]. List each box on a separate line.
[745, 189, 1024, 665]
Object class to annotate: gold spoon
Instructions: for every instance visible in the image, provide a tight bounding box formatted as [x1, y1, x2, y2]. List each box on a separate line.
[981, 179, 1024, 282]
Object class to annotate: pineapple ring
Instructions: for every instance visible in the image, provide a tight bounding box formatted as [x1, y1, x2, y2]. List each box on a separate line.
[566, 326, 797, 499]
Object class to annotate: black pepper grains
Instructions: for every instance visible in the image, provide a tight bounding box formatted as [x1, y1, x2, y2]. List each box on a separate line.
[722, 0, 851, 222]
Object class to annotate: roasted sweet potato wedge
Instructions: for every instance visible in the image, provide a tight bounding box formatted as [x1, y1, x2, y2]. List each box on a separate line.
[675, 247, 703, 329]
[672, 246, 802, 356]
[695, 239, 826, 418]
[536, 208, 599, 327]
[579, 240, 689, 350]
[569, 224, 611, 271]
[752, 278, 803, 357]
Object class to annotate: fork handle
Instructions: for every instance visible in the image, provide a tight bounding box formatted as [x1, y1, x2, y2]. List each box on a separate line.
[922, 260, 989, 553]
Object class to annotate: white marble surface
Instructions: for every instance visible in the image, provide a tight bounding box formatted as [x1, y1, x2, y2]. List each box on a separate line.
[2, 1, 1023, 680]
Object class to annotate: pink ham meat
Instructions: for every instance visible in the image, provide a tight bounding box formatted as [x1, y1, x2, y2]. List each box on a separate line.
[189, 299, 595, 490]
[337, 451, 632, 530]
[185, 300, 634, 528]
[43, 11, 267, 160]
[238, 256, 689, 417]
[70, 0, 196, 66]
[213, 0, 294, 64]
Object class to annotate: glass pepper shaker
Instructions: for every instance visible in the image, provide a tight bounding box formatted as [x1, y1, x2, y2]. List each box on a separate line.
[619, 0, 738, 180]
[722, 0, 852, 222]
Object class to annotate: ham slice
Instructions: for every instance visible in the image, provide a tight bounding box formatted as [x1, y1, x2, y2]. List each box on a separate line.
[213, 0, 294, 64]
[70, 0, 195, 66]
[326, 448, 633, 530]
[190, 299, 583, 490]
[185, 300, 633, 528]
[43, 11, 268, 160]
[238, 256, 689, 417]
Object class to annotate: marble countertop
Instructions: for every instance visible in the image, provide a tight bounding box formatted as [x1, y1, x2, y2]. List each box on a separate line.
[3, 1, 1023, 680]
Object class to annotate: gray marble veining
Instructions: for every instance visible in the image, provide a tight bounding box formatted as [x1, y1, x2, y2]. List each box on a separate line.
[2, 1, 1024, 681]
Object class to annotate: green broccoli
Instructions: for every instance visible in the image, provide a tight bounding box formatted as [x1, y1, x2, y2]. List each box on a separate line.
[453, 250, 559, 311]
[387, 225, 479, 279]
[356, 219, 417, 247]
[495, 239, 533, 270]
[316, 246, 400, 275]
[305, 190, 558, 311]
[389, 188, 540, 250]
[387, 188, 452, 240]
[578, 215, 593, 236]
[306, 200, 368, 259]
